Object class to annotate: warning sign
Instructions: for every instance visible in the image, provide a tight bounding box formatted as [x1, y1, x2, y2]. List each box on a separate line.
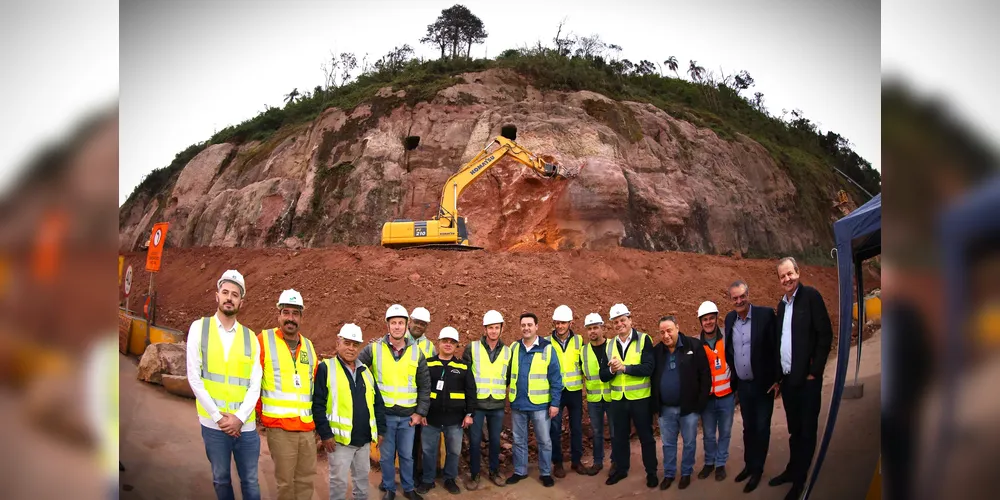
[124, 265, 133, 297]
[145, 222, 169, 272]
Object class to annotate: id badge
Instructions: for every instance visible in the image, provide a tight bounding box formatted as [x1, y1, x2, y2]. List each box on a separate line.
[436, 380, 444, 391]
[294, 374, 302, 389]
[714, 357, 722, 370]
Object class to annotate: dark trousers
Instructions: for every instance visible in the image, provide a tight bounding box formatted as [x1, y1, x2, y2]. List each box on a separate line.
[781, 378, 822, 484]
[551, 389, 584, 465]
[736, 378, 775, 474]
[469, 408, 505, 477]
[610, 397, 657, 476]
[411, 424, 423, 482]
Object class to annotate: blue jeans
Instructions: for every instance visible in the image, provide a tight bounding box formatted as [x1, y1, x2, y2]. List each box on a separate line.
[701, 393, 735, 467]
[421, 424, 463, 483]
[469, 408, 505, 477]
[587, 400, 615, 467]
[512, 409, 552, 477]
[380, 415, 417, 493]
[551, 389, 584, 464]
[200, 426, 261, 500]
[658, 406, 699, 478]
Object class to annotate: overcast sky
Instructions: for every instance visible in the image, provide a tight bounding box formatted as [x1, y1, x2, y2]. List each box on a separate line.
[117, 0, 881, 206]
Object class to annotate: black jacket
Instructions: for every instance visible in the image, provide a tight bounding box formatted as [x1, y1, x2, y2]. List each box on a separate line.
[724, 304, 779, 391]
[651, 333, 711, 416]
[425, 355, 477, 427]
[775, 283, 834, 387]
[312, 357, 387, 447]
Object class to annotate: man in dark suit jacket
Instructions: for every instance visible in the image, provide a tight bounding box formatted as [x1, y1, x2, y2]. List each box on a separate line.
[769, 257, 834, 500]
[723, 280, 779, 493]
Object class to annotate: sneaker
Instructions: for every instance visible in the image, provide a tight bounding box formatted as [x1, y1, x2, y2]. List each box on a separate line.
[464, 474, 480, 491]
[506, 473, 528, 485]
[443, 479, 461, 494]
[489, 470, 506, 487]
[541, 475, 555, 487]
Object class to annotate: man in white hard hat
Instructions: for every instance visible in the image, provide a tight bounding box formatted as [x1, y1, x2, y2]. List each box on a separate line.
[460, 310, 511, 489]
[604, 303, 658, 489]
[695, 300, 735, 484]
[185, 270, 263, 500]
[313, 323, 387, 500]
[358, 304, 432, 500]
[580, 313, 616, 476]
[547, 305, 586, 477]
[255, 289, 318, 500]
[405, 306, 435, 484]
[415, 327, 477, 495]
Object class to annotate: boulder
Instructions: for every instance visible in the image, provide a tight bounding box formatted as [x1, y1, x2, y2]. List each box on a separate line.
[137, 342, 187, 385]
[162, 374, 195, 399]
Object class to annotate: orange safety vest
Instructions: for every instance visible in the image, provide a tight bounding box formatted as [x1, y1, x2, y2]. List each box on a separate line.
[703, 336, 732, 397]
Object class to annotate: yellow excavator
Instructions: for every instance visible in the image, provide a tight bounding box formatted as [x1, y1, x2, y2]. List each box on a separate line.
[380, 125, 563, 250]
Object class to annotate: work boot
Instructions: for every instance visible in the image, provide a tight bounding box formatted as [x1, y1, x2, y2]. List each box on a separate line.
[679, 475, 691, 489]
[698, 464, 715, 479]
[605, 471, 628, 485]
[646, 474, 658, 488]
[744, 474, 762, 493]
[552, 462, 566, 478]
[541, 475, 555, 487]
[464, 474, 480, 491]
[403, 490, 423, 500]
[659, 477, 674, 490]
[443, 479, 461, 494]
[489, 470, 506, 487]
[715, 466, 727, 481]
[769, 471, 792, 487]
[572, 462, 588, 475]
[414, 483, 434, 495]
[607, 462, 618, 477]
[582, 463, 602, 476]
[735, 467, 751, 483]
[505, 473, 528, 485]
[382, 491, 395, 500]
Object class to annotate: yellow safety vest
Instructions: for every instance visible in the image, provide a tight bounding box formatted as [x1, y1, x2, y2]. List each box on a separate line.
[196, 317, 257, 421]
[260, 329, 317, 422]
[427, 359, 469, 400]
[325, 357, 377, 446]
[470, 340, 511, 400]
[407, 332, 437, 359]
[581, 342, 612, 403]
[508, 340, 554, 405]
[374, 340, 420, 408]
[551, 333, 584, 391]
[606, 331, 652, 401]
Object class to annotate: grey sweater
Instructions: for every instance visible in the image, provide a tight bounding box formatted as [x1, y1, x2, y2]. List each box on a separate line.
[358, 334, 431, 417]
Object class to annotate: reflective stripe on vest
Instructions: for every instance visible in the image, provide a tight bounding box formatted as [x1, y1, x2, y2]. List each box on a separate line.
[552, 333, 584, 391]
[427, 359, 469, 400]
[581, 342, 611, 403]
[197, 317, 256, 420]
[703, 338, 733, 397]
[606, 331, 652, 401]
[471, 340, 510, 399]
[260, 329, 316, 421]
[374, 340, 420, 408]
[508, 341, 552, 404]
[325, 357, 377, 445]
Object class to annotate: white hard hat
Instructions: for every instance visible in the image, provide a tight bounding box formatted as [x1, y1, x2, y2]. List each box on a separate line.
[217, 269, 246, 295]
[552, 305, 573, 322]
[385, 304, 409, 321]
[338, 323, 363, 342]
[483, 309, 504, 326]
[609, 303, 631, 319]
[411, 307, 430, 323]
[697, 301, 720, 318]
[438, 326, 460, 341]
[584, 313, 604, 326]
[276, 289, 304, 309]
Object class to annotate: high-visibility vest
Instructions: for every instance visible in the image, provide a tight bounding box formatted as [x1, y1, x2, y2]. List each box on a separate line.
[581, 342, 611, 403]
[703, 336, 732, 397]
[508, 340, 554, 405]
[324, 357, 377, 446]
[373, 340, 420, 408]
[427, 359, 469, 400]
[469, 340, 511, 400]
[260, 329, 317, 426]
[551, 333, 584, 392]
[606, 331, 652, 401]
[407, 333, 437, 360]
[196, 317, 257, 421]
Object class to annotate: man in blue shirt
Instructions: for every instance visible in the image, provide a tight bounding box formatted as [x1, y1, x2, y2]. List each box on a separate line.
[505, 312, 563, 488]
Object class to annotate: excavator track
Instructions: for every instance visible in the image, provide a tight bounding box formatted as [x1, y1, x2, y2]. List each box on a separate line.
[397, 244, 484, 251]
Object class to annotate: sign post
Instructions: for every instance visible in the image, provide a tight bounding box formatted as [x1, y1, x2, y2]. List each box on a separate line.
[144, 222, 169, 325]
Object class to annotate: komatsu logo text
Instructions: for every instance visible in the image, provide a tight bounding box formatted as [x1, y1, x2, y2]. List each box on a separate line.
[469, 154, 495, 176]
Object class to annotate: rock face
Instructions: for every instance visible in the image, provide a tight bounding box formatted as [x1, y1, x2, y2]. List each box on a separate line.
[119, 69, 845, 255]
[136, 342, 187, 385]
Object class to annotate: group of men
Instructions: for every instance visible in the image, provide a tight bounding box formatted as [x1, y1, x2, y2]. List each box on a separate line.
[185, 255, 832, 500]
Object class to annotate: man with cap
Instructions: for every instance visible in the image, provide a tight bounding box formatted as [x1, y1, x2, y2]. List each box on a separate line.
[461, 310, 511, 490]
[415, 327, 477, 495]
[313, 323, 388, 500]
[580, 312, 615, 476]
[547, 304, 586, 477]
[696, 300, 736, 483]
[358, 304, 432, 500]
[185, 270, 263, 500]
[405, 306, 435, 483]
[255, 289, 318, 500]
[604, 303, 658, 489]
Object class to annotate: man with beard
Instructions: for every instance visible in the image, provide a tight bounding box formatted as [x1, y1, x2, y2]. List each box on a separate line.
[405, 306, 435, 483]
[359, 304, 432, 500]
[255, 289, 318, 500]
[185, 270, 263, 500]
